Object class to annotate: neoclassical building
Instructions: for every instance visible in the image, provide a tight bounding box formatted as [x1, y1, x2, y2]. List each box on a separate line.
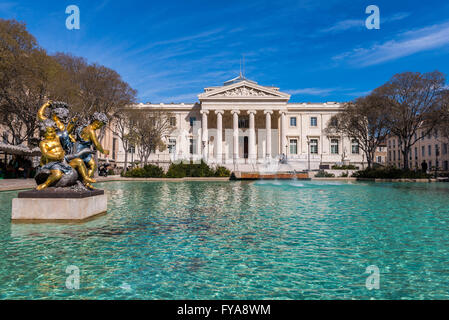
[111, 76, 366, 172]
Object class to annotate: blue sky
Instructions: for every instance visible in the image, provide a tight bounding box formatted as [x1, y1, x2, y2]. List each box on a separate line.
[1, 0, 449, 103]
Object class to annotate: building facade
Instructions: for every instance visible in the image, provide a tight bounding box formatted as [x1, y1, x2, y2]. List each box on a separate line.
[111, 76, 366, 172]
[387, 129, 449, 172]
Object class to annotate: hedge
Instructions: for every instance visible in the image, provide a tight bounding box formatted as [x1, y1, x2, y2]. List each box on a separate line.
[122, 164, 165, 178]
[122, 162, 231, 178]
[352, 167, 431, 179]
[166, 161, 230, 178]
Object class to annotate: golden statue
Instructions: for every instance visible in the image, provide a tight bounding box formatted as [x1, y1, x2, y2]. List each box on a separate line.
[35, 102, 105, 190]
[37, 101, 77, 154]
[75, 112, 110, 178]
[36, 120, 96, 190]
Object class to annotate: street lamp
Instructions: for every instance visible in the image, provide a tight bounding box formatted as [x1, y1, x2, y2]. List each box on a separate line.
[436, 146, 440, 178]
[307, 138, 310, 172]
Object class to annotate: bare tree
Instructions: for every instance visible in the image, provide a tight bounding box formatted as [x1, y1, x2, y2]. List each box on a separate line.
[374, 71, 446, 169]
[112, 109, 134, 172]
[327, 94, 390, 168]
[0, 19, 137, 160]
[438, 89, 449, 139]
[0, 19, 72, 147]
[129, 109, 174, 167]
[53, 52, 137, 123]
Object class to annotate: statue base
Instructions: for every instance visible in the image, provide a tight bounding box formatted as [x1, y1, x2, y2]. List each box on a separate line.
[11, 188, 107, 222]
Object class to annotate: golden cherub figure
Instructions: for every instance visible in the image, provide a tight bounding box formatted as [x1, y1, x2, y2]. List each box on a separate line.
[75, 112, 110, 178]
[36, 120, 96, 190]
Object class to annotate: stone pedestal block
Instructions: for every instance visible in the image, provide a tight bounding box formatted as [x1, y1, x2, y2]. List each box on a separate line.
[11, 189, 107, 221]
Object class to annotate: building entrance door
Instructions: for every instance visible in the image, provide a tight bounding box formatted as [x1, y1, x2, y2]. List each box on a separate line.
[238, 136, 249, 159]
[243, 136, 248, 159]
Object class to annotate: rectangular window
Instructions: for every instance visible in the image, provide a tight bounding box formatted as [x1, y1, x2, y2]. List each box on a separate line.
[443, 143, 448, 155]
[422, 146, 425, 157]
[310, 139, 318, 154]
[310, 117, 317, 127]
[170, 117, 176, 126]
[238, 116, 249, 128]
[377, 156, 382, 163]
[189, 117, 196, 127]
[444, 161, 448, 171]
[330, 139, 339, 154]
[428, 145, 431, 156]
[388, 151, 391, 160]
[168, 139, 176, 154]
[414, 147, 418, 159]
[393, 140, 395, 148]
[290, 117, 297, 127]
[429, 160, 432, 168]
[189, 138, 197, 155]
[393, 151, 396, 161]
[351, 139, 359, 154]
[435, 144, 440, 156]
[290, 139, 298, 154]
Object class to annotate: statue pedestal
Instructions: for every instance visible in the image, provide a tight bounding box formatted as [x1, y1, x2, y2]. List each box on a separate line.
[11, 189, 107, 222]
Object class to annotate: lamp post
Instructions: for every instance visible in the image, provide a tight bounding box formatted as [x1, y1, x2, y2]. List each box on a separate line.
[436, 146, 440, 178]
[307, 138, 310, 172]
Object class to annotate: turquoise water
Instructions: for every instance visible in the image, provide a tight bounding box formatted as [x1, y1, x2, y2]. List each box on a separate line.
[1, 180, 449, 299]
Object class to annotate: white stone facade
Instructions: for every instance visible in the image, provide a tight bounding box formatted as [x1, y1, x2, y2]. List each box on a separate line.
[115, 77, 366, 172]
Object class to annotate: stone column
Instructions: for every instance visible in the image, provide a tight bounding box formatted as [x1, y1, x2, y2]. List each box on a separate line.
[281, 111, 287, 156]
[231, 110, 240, 163]
[201, 110, 209, 162]
[215, 110, 224, 163]
[264, 110, 273, 158]
[248, 110, 256, 162]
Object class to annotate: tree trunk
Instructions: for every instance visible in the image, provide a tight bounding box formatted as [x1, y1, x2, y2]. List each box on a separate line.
[131, 151, 134, 169]
[124, 148, 128, 173]
[402, 148, 409, 170]
[123, 141, 128, 173]
[365, 150, 373, 169]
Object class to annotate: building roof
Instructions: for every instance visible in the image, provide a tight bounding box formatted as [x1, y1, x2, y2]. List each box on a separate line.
[223, 73, 258, 86]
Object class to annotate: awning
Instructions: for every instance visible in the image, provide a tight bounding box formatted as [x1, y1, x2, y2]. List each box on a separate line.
[0, 142, 41, 156]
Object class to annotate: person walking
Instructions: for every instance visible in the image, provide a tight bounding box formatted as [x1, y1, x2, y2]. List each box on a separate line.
[421, 160, 428, 173]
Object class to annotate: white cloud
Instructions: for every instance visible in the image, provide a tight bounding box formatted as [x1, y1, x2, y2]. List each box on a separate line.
[318, 12, 410, 34]
[160, 92, 199, 103]
[333, 20, 449, 67]
[287, 87, 339, 96]
[320, 19, 364, 33]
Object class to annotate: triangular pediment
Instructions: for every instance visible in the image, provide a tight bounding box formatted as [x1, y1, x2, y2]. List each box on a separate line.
[199, 80, 290, 100]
